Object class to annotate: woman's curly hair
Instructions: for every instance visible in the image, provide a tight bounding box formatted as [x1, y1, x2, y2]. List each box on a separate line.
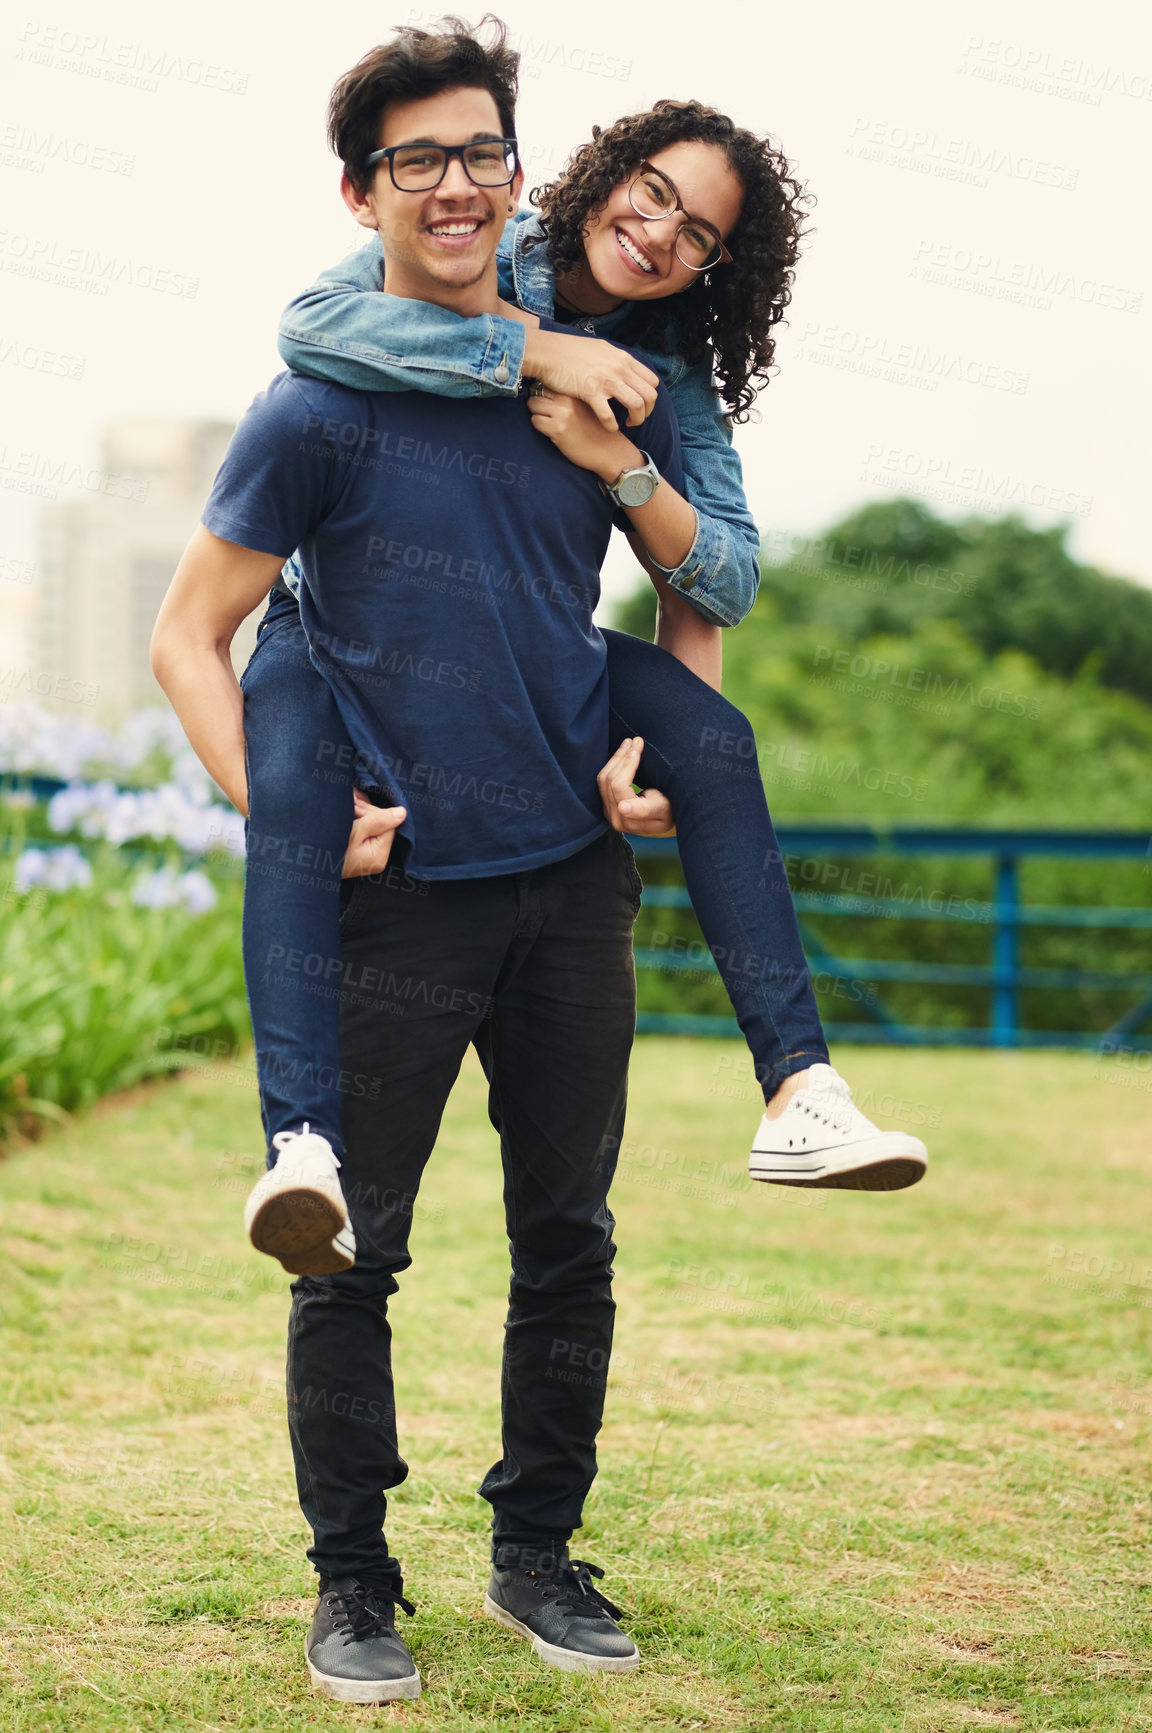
[531, 100, 812, 423]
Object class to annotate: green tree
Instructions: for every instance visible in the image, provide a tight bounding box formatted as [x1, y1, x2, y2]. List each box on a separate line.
[614, 498, 1152, 1037]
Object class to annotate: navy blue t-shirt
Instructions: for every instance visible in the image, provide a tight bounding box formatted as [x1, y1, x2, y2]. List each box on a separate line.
[203, 332, 683, 878]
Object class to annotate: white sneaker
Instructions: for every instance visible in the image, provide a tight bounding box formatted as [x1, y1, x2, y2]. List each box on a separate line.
[244, 1126, 356, 1274]
[749, 1064, 927, 1191]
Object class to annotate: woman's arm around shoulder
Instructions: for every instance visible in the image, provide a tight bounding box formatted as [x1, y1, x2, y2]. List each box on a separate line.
[278, 234, 527, 398]
[277, 235, 660, 428]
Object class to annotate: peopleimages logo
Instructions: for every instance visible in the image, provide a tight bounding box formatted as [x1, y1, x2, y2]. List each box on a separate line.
[793, 320, 1029, 396]
[0, 667, 98, 705]
[810, 646, 1040, 718]
[860, 442, 1093, 518]
[0, 445, 148, 503]
[959, 37, 1152, 105]
[400, 12, 632, 82]
[0, 335, 85, 381]
[760, 529, 977, 597]
[15, 23, 249, 95]
[302, 414, 531, 487]
[846, 116, 1079, 191]
[361, 538, 585, 611]
[0, 231, 198, 299]
[514, 34, 632, 81]
[0, 554, 35, 584]
[910, 240, 1142, 316]
[0, 122, 135, 176]
[697, 728, 929, 802]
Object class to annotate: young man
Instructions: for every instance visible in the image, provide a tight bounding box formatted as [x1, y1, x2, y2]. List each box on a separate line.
[152, 21, 697, 1704]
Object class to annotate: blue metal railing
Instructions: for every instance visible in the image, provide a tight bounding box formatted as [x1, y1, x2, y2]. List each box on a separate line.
[632, 826, 1152, 1051]
[7, 781, 1150, 1050]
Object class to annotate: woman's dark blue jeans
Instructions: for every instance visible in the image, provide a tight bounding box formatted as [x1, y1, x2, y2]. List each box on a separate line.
[603, 628, 828, 1097]
[240, 592, 827, 1156]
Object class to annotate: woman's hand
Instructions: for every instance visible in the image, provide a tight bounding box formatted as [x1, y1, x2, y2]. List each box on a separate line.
[527, 386, 641, 481]
[520, 327, 658, 431]
[342, 789, 407, 878]
[597, 737, 676, 837]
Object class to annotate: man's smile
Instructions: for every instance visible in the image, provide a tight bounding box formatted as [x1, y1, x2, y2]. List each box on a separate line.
[424, 214, 489, 246]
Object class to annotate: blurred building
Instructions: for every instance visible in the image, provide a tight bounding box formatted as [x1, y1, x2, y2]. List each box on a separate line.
[34, 419, 263, 718]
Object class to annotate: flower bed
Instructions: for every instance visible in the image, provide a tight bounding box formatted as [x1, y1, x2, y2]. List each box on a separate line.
[2, 705, 250, 1140]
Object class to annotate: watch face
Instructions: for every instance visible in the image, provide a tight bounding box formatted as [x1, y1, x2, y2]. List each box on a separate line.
[617, 469, 658, 508]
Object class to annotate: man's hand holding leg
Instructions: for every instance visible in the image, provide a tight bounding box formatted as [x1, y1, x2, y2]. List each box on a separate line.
[343, 792, 408, 878]
[597, 737, 676, 837]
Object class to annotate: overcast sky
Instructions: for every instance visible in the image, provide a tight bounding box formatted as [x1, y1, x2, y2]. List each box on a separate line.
[2, 0, 1149, 659]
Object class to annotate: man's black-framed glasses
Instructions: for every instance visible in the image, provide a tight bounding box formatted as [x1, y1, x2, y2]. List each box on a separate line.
[363, 138, 519, 192]
[627, 163, 734, 272]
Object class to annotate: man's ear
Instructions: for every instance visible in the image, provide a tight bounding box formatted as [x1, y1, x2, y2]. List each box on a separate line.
[341, 171, 379, 232]
[509, 164, 525, 211]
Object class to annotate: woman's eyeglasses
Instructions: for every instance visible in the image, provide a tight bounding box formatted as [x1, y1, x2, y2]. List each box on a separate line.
[363, 139, 519, 192]
[627, 163, 733, 272]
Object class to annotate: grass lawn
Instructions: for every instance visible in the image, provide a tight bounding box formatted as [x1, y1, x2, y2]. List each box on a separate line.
[1, 1040, 1150, 1731]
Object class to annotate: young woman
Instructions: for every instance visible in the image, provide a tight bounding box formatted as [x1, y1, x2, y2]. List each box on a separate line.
[239, 97, 928, 1276]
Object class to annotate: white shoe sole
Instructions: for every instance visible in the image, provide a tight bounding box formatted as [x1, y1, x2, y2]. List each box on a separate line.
[483, 1593, 640, 1673]
[247, 1187, 352, 1275]
[750, 1134, 927, 1192]
[306, 1653, 421, 1702]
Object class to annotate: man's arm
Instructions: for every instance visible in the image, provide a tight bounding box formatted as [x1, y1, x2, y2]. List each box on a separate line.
[151, 528, 406, 876]
[151, 527, 285, 814]
[160, 372, 332, 815]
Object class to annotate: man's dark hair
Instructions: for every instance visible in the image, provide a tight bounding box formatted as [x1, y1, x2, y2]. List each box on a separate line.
[329, 15, 519, 196]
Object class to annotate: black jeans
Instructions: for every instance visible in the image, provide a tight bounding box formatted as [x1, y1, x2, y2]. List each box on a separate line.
[285, 828, 641, 1584]
[241, 593, 827, 1159]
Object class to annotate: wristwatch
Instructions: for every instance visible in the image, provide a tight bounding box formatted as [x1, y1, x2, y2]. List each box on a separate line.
[599, 450, 661, 509]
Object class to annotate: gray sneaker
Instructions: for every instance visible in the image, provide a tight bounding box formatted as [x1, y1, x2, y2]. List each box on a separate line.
[305, 1575, 420, 1702]
[484, 1545, 639, 1673]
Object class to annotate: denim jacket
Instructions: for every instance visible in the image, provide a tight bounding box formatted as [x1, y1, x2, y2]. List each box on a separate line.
[278, 213, 760, 627]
